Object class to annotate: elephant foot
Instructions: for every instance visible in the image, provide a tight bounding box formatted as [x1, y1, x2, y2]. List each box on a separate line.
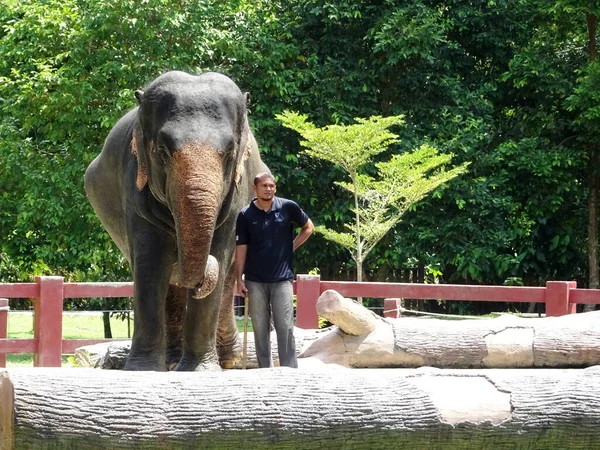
[174, 352, 221, 372]
[217, 334, 243, 370]
[219, 353, 242, 369]
[165, 347, 182, 371]
[124, 355, 167, 372]
[174, 361, 222, 372]
[219, 359, 236, 369]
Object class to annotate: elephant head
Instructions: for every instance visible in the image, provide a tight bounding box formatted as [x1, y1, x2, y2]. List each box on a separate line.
[131, 71, 251, 298]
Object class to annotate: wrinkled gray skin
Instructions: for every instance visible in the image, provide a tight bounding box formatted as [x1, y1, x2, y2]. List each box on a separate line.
[85, 71, 268, 371]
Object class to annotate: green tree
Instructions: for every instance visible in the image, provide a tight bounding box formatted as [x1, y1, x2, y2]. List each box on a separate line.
[0, 0, 236, 282]
[278, 111, 468, 283]
[232, 0, 584, 288]
[497, 0, 597, 293]
[0, 0, 597, 312]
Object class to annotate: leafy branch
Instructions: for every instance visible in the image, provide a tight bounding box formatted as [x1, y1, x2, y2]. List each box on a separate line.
[278, 111, 469, 286]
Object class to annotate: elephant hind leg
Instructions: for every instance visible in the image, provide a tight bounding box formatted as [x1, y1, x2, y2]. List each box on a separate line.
[217, 263, 242, 369]
[165, 284, 187, 370]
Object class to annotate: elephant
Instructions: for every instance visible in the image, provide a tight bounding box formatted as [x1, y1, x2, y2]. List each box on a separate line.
[84, 71, 269, 371]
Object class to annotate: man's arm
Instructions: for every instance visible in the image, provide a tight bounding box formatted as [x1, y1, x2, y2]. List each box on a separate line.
[293, 218, 314, 252]
[235, 244, 248, 295]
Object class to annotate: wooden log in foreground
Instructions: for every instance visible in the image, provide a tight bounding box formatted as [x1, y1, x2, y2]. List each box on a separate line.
[2, 367, 600, 449]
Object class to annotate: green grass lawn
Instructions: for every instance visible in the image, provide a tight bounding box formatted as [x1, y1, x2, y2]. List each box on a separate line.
[6, 312, 133, 368]
[8, 312, 133, 340]
[5, 312, 252, 368]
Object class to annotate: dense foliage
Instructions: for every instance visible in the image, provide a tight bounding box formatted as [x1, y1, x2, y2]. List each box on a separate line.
[0, 0, 598, 306]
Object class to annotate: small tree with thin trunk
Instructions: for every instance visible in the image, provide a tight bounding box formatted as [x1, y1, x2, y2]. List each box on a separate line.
[278, 111, 469, 286]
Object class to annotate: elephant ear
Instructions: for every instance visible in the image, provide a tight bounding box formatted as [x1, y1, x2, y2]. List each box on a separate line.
[234, 94, 252, 185]
[131, 124, 148, 190]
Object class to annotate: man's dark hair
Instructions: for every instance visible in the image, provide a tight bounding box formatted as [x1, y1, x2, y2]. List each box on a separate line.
[254, 172, 276, 186]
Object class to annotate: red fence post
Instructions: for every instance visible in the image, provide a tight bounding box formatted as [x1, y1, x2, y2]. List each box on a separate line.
[295, 275, 321, 329]
[384, 298, 402, 319]
[34, 276, 64, 367]
[0, 298, 8, 367]
[545, 281, 577, 317]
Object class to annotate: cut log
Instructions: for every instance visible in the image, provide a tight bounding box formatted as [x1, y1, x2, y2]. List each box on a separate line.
[300, 289, 600, 368]
[75, 340, 131, 369]
[0, 372, 13, 450]
[2, 367, 600, 449]
[76, 329, 323, 370]
[316, 289, 380, 335]
[77, 290, 600, 370]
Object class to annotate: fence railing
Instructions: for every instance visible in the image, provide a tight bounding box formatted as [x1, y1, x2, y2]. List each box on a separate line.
[0, 275, 599, 367]
[0, 276, 132, 367]
[293, 275, 599, 328]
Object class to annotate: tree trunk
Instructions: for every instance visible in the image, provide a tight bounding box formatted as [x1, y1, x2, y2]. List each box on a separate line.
[588, 12, 596, 62]
[2, 367, 600, 449]
[585, 11, 599, 312]
[76, 329, 317, 370]
[587, 146, 599, 290]
[351, 172, 364, 304]
[79, 290, 600, 370]
[102, 311, 112, 339]
[300, 290, 600, 368]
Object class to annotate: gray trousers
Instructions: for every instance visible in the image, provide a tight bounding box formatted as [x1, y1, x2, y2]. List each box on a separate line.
[246, 279, 297, 368]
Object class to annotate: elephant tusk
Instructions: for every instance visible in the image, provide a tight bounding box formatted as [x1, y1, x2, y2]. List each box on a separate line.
[192, 255, 219, 299]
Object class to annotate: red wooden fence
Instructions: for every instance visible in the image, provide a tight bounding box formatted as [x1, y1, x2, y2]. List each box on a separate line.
[293, 276, 600, 328]
[0, 276, 132, 368]
[0, 275, 599, 368]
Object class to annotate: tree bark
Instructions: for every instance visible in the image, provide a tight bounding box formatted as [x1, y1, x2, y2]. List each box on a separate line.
[76, 330, 318, 370]
[300, 290, 600, 368]
[316, 289, 379, 335]
[585, 11, 599, 312]
[102, 311, 112, 339]
[80, 290, 600, 370]
[588, 12, 596, 62]
[2, 367, 600, 449]
[586, 143, 599, 294]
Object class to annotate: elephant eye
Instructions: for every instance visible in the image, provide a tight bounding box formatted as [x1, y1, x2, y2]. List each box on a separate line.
[219, 138, 235, 157]
[157, 144, 170, 161]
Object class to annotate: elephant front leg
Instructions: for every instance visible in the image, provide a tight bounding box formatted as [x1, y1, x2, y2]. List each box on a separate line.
[217, 262, 243, 369]
[165, 284, 187, 370]
[175, 287, 223, 371]
[124, 226, 176, 371]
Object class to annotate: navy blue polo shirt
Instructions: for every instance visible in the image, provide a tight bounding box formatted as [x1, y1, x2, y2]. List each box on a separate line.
[235, 196, 309, 283]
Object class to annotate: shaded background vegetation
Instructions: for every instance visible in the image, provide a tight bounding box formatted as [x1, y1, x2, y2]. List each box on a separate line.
[0, 0, 598, 315]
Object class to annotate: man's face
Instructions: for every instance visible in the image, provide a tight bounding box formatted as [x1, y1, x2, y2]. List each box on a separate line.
[254, 177, 276, 201]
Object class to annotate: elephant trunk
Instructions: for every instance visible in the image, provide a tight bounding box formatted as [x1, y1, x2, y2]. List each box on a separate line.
[169, 144, 224, 297]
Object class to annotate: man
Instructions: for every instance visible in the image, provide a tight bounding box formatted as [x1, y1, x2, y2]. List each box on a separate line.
[235, 172, 314, 368]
